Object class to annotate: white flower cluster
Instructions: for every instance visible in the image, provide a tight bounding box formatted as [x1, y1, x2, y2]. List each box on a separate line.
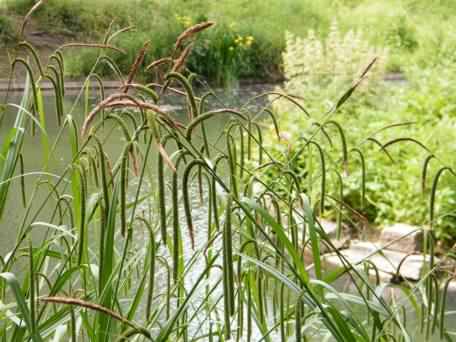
[275, 20, 389, 116]
[284, 21, 388, 90]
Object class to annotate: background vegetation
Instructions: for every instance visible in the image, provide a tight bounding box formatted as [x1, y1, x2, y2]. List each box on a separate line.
[3, 0, 456, 83]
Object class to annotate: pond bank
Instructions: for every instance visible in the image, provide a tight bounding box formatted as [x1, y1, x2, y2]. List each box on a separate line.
[0, 73, 407, 93]
[0, 79, 122, 93]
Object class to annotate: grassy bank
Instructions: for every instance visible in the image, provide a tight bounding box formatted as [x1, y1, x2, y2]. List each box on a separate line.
[3, 0, 456, 84]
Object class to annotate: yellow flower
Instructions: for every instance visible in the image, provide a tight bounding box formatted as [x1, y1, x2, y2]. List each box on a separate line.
[175, 14, 192, 27]
[234, 35, 243, 45]
[244, 36, 254, 48]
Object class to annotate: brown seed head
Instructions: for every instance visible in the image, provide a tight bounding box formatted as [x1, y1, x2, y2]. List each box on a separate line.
[175, 21, 215, 51]
[172, 43, 193, 73]
[146, 57, 173, 71]
[123, 41, 150, 93]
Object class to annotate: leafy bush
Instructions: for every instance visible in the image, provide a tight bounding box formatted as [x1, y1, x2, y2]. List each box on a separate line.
[5, 0, 35, 15]
[188, 22, 278, 85]
[65, 28, 182, 79]
[385, 15, 419, 52]
[8, 0, 131, 36]
[0, 15, 17, 44]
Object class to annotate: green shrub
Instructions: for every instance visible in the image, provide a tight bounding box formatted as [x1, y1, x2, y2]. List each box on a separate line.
[187, 22, 278, 85]
[0, 14, 17, 44]
[7, 0, 132, 36]
[65, 27, 181, 79]
[5, 0, 35, 15]
[385, 15, 419, 52]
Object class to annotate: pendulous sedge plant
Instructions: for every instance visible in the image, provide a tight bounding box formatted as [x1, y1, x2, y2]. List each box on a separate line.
[0, 9, 456, 342]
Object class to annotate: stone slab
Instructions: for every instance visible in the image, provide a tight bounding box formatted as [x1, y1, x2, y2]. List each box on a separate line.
[379, 223, 423, 253]
[322, 241, 436, 281]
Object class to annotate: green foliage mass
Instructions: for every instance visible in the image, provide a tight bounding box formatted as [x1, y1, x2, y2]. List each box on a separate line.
[262, 26, 456, 242]
[5, 0, 456, 84]
[0, 14, 17, 44]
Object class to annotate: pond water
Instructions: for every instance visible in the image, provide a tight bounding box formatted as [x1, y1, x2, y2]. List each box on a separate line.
[0, 83, 275, 255]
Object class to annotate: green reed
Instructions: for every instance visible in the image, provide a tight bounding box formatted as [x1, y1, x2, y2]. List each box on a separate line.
[0, 15, 455, 342]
